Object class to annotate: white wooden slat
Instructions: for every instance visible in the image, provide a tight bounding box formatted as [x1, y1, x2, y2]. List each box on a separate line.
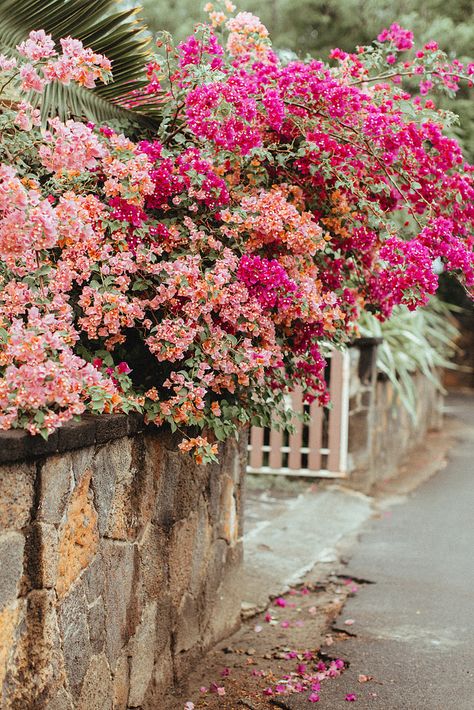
[249, 427, 264, 469]
[288, 388, 303, 469]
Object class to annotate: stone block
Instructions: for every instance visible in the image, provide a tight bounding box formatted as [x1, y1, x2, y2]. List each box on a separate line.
[151, 645, 174, 700]
[44, 686, 74, 710]
[91, 439, 132, 537]
[112, 652, 129, 710]
[104, 438, 155, 541]
[137, 523, 168, 598]
[172, 592, 200, 655]
[154, 592, 172, 657]
[201, 542, 242, 650]
[87, 596, 105, 654]
[38, 454, 73, 525]
[348, 409, 370, 454]
[221, 436, 242, 485]
[207, 464, 222, 526]
[56, 469, 99, 599]
[147, 442, 174, 530]
[82, 551, 105, 604]
[128, 601, 157, 708]
[150, 440, 209, 529]
[0, 600, 23, 695]
[58, 582, 91, 699]
[77, 652, 112, 710]
[71, 446, 95, 484]
[202, 538, 227, 606]
[4, 590, 65, 708]
[168, 513, 198, 602]
[219, 475, 239, 545]
[190, 502, 213, 598]
[0, 462, 35, 530]
[0, 533, 24, 610]
[103, 540, 138, 669]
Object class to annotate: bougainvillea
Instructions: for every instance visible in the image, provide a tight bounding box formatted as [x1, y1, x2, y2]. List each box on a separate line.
[0, 1, 473, 460]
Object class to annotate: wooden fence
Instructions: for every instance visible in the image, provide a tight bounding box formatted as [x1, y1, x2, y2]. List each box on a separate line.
[247, 350, 350, 478]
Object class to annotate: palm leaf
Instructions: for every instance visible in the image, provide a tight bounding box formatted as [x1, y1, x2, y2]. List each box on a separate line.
[358, 298, 461, 421]
[0, 0, 162, 126]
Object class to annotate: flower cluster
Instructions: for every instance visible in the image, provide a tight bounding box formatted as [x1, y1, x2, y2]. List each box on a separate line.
[0, 309, 121, 436]
[14, 31, 112, 92]
[377, 23, 414, 51]
[0, 12, 472, 459]
[226, 11, 273, 62]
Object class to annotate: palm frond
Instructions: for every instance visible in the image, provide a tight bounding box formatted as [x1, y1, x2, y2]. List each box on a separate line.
[0, 0, 162, 126]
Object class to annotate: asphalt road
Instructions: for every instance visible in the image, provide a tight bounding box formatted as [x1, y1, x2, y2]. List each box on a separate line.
[279, 393, 474, 709]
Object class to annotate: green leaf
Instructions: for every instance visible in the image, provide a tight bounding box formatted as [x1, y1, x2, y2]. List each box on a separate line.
[0, 0, 161, 127]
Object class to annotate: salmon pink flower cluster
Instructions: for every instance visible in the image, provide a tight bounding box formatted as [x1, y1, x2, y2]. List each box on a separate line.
[15, 31, 112, 89]
[0, 7, 473, 458]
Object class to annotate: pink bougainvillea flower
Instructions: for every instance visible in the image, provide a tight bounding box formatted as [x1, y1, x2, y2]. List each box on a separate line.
[209, 682, 226, 696]
[345, 693, 357, 701]
[17, 30, 56, 61]
[117, 361, 132, 374]
[308, 693, 320, 703]
[275, 597, 287, 607]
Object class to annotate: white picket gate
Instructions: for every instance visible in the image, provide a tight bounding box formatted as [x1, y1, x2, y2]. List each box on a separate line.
[247, 350, 350, 478]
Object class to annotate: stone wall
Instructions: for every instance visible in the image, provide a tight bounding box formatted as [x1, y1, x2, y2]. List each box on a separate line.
[347, 342, 443, 492]
[0, 417, 246, 709]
